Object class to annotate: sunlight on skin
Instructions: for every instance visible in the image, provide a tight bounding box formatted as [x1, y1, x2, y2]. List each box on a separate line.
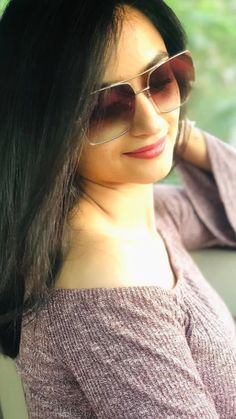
[72, 6, 180, 243]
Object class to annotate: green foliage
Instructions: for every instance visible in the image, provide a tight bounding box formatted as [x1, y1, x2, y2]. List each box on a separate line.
[0, 0, 9, 17]
[167, 0, 236, 146]
[161, 0, 236, 184]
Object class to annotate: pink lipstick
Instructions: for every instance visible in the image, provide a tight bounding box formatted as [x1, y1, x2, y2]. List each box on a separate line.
[123, 137, 166, 159]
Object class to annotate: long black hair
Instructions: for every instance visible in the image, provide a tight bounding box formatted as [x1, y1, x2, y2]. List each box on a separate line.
[0, 0, 187, 359]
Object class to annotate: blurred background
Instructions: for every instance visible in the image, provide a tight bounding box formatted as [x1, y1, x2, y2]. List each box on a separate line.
[165, 0, 236, 183]
[167, 0, 236, 147]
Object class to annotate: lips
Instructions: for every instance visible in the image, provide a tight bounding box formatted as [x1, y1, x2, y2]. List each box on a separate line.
[123, 137, 166, 154]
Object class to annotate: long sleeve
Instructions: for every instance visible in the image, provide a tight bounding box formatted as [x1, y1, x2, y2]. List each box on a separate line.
[16, 254, 236, 418]
[46, 288, 221, 419]
[154, 132, 236, 250]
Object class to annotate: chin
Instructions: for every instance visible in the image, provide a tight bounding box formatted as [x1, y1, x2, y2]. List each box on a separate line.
[148, 141, 175, 183]
[125, 142, 175, 184]
[156, 148, 175, 182]
[155, 137, 175, 179]
[125, 154, 174, 185]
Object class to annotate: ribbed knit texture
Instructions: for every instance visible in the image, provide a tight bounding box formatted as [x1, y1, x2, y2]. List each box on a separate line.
[15, 132, 236, 418]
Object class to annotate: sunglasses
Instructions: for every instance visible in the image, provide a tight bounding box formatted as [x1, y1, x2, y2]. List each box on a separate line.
[87, 50, 195, 145]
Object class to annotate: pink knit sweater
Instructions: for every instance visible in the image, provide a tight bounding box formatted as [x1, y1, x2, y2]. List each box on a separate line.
[15, 132, 236, 418]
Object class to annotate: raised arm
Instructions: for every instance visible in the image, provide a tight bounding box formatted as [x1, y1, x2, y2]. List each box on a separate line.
[154, 126, 236, 250]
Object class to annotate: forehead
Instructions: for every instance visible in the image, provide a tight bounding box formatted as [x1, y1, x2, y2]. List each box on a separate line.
[103, 6, 167, 84]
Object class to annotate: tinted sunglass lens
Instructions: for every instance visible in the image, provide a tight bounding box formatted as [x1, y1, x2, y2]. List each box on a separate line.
[149, 53, 194, 112]
[88, 52, 194, 144]
[88, 84, 135, 144]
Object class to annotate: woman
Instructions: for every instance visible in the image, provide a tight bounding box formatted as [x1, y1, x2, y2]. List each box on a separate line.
[0, 0, 236, 417]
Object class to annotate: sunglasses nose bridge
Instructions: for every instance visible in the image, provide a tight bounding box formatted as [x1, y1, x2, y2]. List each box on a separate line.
[130, 68, 151, 96]
[133, 86, 151, 97]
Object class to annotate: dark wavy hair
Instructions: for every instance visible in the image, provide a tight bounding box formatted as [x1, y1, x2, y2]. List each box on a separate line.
[0, 0, 187, 359]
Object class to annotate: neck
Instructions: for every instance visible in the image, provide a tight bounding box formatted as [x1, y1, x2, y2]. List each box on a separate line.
[68, 181, 158, 241]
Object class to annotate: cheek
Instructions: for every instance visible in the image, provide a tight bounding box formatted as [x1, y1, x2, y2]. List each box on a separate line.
[170, 108, 180, 125]
[77, 145, 117, 181]
[166, 109, 180, 142]
[77, 155, 88, 178]
[77, 143, 97, 179]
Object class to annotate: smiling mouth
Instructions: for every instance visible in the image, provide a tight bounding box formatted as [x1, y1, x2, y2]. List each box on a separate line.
[123, 136, 167, 154]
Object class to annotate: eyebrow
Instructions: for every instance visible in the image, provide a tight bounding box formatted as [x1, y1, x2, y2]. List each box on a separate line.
[101, 51, 169, 89]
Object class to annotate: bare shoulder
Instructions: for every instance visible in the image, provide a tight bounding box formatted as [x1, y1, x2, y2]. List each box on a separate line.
[54, 235, 125, 290]
[54, 232, 176, 290]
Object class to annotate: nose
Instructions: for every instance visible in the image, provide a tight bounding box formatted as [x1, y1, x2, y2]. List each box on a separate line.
[129, 90, 166, 137]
